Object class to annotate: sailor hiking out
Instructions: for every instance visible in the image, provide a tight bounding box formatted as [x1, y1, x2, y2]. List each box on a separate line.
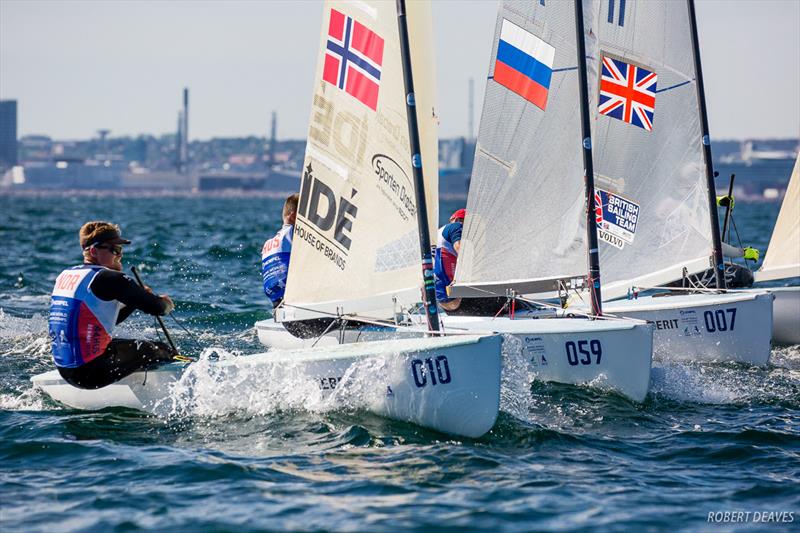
[48, 221, 176, 389]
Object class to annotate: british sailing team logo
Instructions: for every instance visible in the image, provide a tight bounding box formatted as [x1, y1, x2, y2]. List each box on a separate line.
[595, 189, 640, 250]
[296, 163, 359, 270]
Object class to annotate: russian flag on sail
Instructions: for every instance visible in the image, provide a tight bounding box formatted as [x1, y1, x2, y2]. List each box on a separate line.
[493, 19, 555, 110]
[322, 9, 385, 111]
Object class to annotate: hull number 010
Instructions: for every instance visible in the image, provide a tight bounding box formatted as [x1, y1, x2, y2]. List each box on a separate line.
[411, 356, 452, 388]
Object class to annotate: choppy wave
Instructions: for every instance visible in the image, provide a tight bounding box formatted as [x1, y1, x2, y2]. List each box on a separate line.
[2, 195, 798, 530]
[160, 348, 395, 419]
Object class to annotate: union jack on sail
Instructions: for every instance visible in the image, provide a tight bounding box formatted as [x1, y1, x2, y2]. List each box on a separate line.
[598, 56, 657, 132]
[594, 191, 604, 225]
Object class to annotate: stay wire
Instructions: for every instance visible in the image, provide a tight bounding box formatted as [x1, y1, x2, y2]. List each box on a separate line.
[278, 302, 475, 335]
[729, 215, 755, 270]
[153, 316, 163, 343]
[311, 318, 343, 348]
[168, 312, 202, 346]
[448, 282, 635, 322]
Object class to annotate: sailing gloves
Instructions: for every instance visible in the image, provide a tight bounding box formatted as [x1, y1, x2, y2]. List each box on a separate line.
[743, 247, 760, 262]
[160, 295, 175, 315]
[716, 195, 735, 209]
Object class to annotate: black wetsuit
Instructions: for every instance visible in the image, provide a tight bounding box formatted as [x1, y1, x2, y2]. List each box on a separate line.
[56, 268, 175, 389]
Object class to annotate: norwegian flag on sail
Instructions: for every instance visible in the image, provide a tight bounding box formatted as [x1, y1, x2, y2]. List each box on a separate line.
[322, 9, 385, 111]
[598, 56, 657, 132]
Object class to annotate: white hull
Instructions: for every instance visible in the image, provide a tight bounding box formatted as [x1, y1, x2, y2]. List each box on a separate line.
[603, 291, 774, 365]
[257, 320, 366, 348]
[32, 334, 503, 439]
[740, 287, 800, 345]
[257, 317, 654, 403]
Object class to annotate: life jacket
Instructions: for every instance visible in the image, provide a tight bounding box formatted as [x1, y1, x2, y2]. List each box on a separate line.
[261, 224, 293, 306]
[49, 265, 123, 368]
[434, 222, 462, 302]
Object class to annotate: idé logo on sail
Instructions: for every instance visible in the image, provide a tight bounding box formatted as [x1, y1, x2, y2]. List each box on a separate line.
[298, 163, 359, 251]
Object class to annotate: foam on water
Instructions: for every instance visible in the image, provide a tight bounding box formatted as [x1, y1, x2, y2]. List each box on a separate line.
[160, 347, 322, 417]
[0, 308, 48, 341]
[0, 387, 47, 411]
[650, 362, 743, 403]
[159, 347, 403, 419]
[650, 345, 800, 406]
[0, 311, 56, 410]
[1, 195, 798, 530]
[499, 334, 534, 420]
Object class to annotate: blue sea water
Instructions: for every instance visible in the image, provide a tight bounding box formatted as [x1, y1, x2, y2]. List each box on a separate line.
[0, 193, 798, 531]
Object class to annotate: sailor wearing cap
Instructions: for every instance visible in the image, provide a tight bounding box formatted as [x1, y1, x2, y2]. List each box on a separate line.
[434, 209, 466, 312]
[48, 221, 176, 389]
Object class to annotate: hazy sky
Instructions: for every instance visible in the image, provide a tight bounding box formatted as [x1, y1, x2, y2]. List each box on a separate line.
[1, 0, 798, 141]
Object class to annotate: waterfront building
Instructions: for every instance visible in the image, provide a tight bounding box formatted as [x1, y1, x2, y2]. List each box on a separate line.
[0, 100, 18, 169]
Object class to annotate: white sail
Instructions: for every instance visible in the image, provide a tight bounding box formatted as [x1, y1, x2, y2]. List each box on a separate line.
[451, 0, 590, 298]
[586, 0, 714, 301]
[756, 156, 800, 282]
[280, 0, 438, 321]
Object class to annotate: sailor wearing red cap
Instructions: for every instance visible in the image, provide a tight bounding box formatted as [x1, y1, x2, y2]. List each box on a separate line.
[434, 209, 466, 311]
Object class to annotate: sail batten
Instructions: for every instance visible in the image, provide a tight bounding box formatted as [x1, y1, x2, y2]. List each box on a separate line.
[448, 274, 586, 299]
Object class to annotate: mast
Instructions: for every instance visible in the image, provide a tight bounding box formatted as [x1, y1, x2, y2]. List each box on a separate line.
[396, 0, 441, 332]
[573, 0, 603, 316]
[687, 0, 726, 289]
[721, 174, 735, 241]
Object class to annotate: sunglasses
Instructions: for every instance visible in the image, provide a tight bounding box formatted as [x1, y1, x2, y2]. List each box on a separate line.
[94, 244, 123, 256]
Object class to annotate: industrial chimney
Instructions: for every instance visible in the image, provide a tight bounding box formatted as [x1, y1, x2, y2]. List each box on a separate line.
[468, 78, 474, 141]
[268, 111, 277, 172]
[180, 88, 189, 174]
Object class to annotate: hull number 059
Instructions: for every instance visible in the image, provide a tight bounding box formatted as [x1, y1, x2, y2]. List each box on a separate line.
[565, 340, 602, 366]
[411, 356, 452, 388]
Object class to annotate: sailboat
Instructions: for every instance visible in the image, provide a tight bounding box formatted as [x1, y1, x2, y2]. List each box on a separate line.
[31, 0, 504, 439]
[551, 0, 774, 365]
[745, 156, 800, 344]
[260, 0, 655, 403]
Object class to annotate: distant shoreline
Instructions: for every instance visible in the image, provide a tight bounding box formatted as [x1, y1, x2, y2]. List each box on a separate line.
[0, 188, 471, 201]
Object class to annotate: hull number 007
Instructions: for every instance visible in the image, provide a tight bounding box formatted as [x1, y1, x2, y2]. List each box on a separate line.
[411, 356, 452, 388]
[704, 308, 736, 333]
